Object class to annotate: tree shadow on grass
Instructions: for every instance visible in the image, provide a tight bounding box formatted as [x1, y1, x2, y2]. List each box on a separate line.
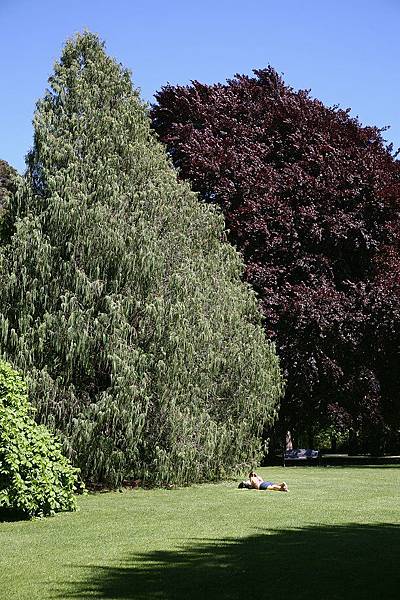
[60, 523, 400, 600]
[0, 508, 27, 522]
[323, 464, 400, 469]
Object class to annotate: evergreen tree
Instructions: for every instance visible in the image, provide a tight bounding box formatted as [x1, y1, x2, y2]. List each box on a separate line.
[0, 33, 282, 486]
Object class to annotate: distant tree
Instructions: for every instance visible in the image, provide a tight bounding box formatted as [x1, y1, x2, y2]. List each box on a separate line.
[0, 159, 17, 241]
[0, 34, 283, 486]
[0, 159, 16, 204]
[152, 68, 400, 449]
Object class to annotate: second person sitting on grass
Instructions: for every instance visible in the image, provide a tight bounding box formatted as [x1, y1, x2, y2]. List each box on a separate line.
[238, 472, 289, 492]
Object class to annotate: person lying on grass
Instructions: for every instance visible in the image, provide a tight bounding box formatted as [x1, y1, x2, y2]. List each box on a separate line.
[238, 472, 289, 492]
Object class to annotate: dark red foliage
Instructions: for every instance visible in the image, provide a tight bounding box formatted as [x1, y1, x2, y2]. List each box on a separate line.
[152, 68, 400, 447]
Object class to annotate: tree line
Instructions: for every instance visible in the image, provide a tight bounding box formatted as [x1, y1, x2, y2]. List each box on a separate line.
[1, 31, 399, 504]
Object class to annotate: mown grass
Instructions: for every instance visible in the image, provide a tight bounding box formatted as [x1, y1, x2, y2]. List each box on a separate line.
[1, 466, 399, 599]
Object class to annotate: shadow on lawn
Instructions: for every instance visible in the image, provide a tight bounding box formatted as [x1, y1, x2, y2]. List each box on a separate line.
[0, 508, 27, 522]
[60, 523, 400, 600]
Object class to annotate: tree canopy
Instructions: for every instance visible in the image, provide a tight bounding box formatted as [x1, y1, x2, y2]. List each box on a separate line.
[0, 159, 17, 241]
[152, 68, 400, 449]
[0, 34, 282, 486]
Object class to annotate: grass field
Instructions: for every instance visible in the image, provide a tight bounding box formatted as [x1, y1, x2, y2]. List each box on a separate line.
[1, 466, 399, 600]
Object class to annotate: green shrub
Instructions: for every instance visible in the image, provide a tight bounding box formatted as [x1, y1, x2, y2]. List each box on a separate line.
[0, 361, 81, 518]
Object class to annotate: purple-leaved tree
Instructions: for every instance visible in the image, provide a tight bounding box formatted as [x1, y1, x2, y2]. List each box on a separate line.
[152, 68, 400, 452]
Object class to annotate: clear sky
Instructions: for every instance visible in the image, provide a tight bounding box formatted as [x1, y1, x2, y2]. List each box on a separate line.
[1, 0, 399, 172]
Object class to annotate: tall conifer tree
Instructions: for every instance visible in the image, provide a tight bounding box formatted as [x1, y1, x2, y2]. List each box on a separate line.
[0, 33, 282, 486]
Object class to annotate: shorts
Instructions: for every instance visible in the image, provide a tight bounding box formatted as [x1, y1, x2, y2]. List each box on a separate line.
[259, 481, 273, 490]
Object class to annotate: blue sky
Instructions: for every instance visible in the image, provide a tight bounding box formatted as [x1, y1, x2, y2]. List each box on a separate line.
[1, 0, 399, 172]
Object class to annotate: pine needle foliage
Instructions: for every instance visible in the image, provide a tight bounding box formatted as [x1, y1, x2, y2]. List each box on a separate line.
[0, 32, 283, 487]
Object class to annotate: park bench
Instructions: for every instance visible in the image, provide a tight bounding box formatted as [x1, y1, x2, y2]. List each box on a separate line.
[283, 448, 320, 466]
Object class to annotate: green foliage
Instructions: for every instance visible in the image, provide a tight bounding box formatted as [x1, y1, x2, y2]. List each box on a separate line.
[0, 360, 81, 518]
[0, 32, 283, 487]
[0, 159, 18, 243]
[0, 159, 16, 208]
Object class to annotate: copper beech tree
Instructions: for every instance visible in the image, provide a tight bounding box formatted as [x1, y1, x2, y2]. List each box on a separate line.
[152, 68, 400, 451]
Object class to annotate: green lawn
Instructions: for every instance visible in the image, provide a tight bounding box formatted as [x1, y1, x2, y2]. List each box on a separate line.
[1, 466, 399, 600]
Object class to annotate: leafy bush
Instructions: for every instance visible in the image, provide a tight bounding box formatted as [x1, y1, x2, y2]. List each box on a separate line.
[0, 361, 81, 518]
